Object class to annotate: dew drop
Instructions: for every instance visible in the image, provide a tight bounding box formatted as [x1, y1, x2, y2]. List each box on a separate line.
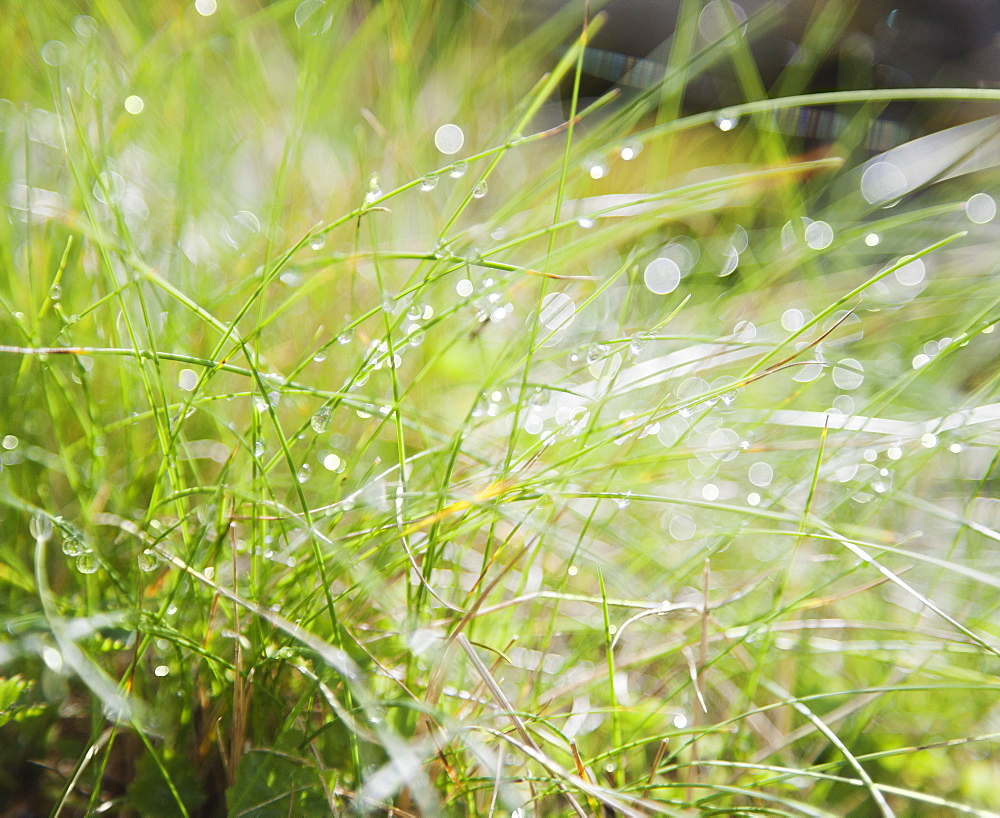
[294, 0, 332, 34]
[42, 40, 69, 67]
[620, 140, 642, 160]
[668, 514, 696, 540]
[76, 552, 99, 574]
[337, 329, 354, 345]
[449, 161, 467, 178]
[311, 406, 332, 433]
[587, 344, 610, 365]
[912, 352, 930, 369]
[709, 427, 741, 461]
[472, 181, 488, 199]
[644, 257, 681, 294]
[30, 513, 53, 542]
[313, 349, 327, 363]
[539, 292, 576, 330]
[310, 234, 326, 250]
[296, 463, 312, 483]
[719, 248, 739, 276]
[137, 549, 159, 572]
[419, 175, 438, 191]
[434, 123, 465, 155]
[62, 535, 86, 557]
[628, 332, 649, 360]
[73, 15, 98, 38]
[523, 414, 544, 435]
[781, 308, 804, 332]
[832, 358, 864, 390]
[48, 282, 62, 302]
[254, 438, 266, 457]
[615, 491, 632, 509]
[894, 257, 925, 286]
[576, 216, 595, 229]
[804, 220, 834, 250]
[748, 461, 772, 487]
[365, 171, 382, 203]
[178, 368, 198, 391]
[966, 192, 996, 224]
[793, 361, 824, 382]
[861, 160, 907, 205]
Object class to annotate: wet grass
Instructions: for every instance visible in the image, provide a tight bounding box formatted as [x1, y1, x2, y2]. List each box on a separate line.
[2, 1, 1000, 815]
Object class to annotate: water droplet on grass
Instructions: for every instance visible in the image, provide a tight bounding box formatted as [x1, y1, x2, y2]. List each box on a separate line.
[449, 161, 467, 178]
[311, 407, 332, 433]
[620, 140, 642, 160]
[832, 358, 864, 390]
[41, 41, 68, 67]
[178, 368, 198, 391]
[539, 292, 576, 330]
[966, 192, 996, 224]
[294, 0, 332, 34]
[587, 344, 609, 365]
[576, 216, 595, 229]
[30, 514, 53, 541]
[76, 552, 99, 574]
[434, 123, 465, 155]
[804, 220, 834, 249]
[62, 535, 86, 557]
[781, 308, 805, 331]
[296, 464, 312, 483]
[861, 160, 906, 205]
[73, 15, 98, 37]
[748, 462, 772, 486]
[894, 257, 925, 286]
[644, 257, 680, 294]
[709, 428, 741, 461]
[472, 181, 488, 199]
[419, 175, 438, 191]
[310, 234, 326, 250]
[719, 248, 739, 276]
[137, 549, 159, 572]
[668, 514, 696, 540]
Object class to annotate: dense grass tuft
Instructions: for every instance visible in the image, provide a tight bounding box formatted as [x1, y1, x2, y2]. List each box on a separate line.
[2, 1, 1000, 815]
